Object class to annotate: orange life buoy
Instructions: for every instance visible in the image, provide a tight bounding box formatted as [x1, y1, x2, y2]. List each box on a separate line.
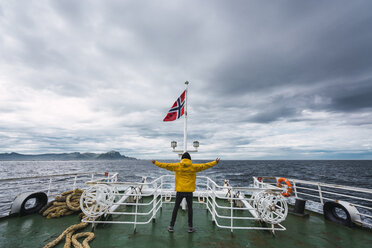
[277, 177, 293, 197]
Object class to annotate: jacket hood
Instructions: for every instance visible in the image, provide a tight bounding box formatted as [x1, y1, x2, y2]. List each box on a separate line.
[180, 158, 192, 167]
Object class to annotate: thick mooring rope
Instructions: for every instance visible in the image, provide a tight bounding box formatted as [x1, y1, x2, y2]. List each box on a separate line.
[41, 189, 83, 219]
[41, 189, 95, 248]
[71, 232, 95, 248]
[42, 222, 89, 248]
[64, 231, 74, 248]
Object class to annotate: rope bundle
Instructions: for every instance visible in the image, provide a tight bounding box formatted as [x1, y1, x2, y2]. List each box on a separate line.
[42, 221, 95, 248]
[41, 189, 83, 218]
[41, 189, 96, 248]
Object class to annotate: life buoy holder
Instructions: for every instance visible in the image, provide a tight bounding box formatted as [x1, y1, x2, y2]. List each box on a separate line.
[277, 177, 293, 197]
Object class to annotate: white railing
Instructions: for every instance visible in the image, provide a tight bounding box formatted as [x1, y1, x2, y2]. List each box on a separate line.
[82, 176, 164, 231]
[200, 176, 286, 232]
[253, 176, 372, 228]
[0, 172, 115, 217]
[82, 175, 287, 233]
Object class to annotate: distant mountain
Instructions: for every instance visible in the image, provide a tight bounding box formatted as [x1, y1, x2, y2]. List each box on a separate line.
[0, 151, 136, 161]
[97, 150, 126, 160]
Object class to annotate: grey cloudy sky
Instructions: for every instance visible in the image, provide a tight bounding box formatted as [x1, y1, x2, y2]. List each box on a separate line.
[1, 0, 372, 159]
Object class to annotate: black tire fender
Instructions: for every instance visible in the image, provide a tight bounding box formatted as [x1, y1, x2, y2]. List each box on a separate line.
[323, 201, 352, 227]
[20, 192, 48, 216]
[10, 192, 48, 216]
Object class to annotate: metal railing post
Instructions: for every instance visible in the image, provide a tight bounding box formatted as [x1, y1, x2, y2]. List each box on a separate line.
[160, 177, 163, 202]
[230, 190, 233, 232]
[47, 178, 52, 196]
[212, 183, 216, 223]
[73, 175, 77, 190]
[134, 190, 139, 232]
[206, 179, 210, 208]
[318, 183, 324, 205]
[293, 181, 298, 198]
[152, 182, 157, 222]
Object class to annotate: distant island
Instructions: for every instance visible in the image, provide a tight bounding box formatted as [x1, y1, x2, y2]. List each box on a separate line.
[0, 150, 136, 161]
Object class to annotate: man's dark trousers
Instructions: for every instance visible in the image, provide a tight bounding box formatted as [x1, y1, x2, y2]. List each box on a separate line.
[170, 192, 193, 227]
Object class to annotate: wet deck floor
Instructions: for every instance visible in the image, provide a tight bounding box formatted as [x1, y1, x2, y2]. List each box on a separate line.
[1, 202, 371, 248]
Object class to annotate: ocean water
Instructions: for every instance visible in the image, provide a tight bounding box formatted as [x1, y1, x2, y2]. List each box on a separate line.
[0, 160, 371, 217]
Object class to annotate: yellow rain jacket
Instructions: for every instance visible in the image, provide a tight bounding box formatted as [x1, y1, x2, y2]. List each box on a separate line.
[154, 159, 217, 192]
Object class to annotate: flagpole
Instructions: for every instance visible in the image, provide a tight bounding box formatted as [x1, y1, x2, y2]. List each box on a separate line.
[184, 81, 189, 153]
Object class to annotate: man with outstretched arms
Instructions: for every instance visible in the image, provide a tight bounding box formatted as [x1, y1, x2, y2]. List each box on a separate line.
[152, 152, 220, 233]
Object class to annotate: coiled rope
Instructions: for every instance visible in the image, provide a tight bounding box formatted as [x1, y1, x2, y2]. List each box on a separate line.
[42, 222, 91, 248]
[41, 189, 83, 219]
[41, 189, 95, 248]
[71, 232, 95, 248]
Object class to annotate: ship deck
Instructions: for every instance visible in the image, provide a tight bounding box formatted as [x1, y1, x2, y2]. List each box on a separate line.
[1, 199, 371, 248]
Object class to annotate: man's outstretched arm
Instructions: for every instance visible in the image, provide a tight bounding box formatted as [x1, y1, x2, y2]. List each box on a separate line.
[193, 158, 220, 172]
[152, 160, 179, 171]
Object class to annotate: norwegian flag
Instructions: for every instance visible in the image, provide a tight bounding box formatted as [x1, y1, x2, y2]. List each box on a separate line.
[163, 90, 186, 122]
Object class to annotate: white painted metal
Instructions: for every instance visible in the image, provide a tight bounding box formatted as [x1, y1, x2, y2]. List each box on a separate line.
[80, 184, 116, 218]
[108, 187, 132, 213]
[293, 180, 298, 198]
[0, 172, 106, 182]
[73, 176, 77, 190]
[184, 81, 188, 153]
[336, 200, 362, 225]
[318, 184, 324, 205]
[171, 81, 198, 156]
[81, 175, 287, 232]
[254, 191, 288, 225]
[47, 178, 52, 196]
[253, 176, 372, 228]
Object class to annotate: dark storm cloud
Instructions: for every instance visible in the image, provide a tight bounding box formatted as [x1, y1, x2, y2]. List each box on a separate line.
[245, 76, 372, 123]
[203, 1, 372, 120]
[249, 106, 298, 123]
[324, 78, 372, 112]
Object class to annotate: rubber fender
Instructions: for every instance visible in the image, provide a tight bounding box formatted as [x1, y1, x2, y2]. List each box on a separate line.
[323, 201, 361, 227]
[10, 192, 48, 216]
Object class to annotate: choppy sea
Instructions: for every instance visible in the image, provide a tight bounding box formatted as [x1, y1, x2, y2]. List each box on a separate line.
[0, 160, 371, 217]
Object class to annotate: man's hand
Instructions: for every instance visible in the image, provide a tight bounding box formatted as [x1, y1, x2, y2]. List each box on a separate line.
[216, 158, 220, 163]
[152, 160, 156, 164]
